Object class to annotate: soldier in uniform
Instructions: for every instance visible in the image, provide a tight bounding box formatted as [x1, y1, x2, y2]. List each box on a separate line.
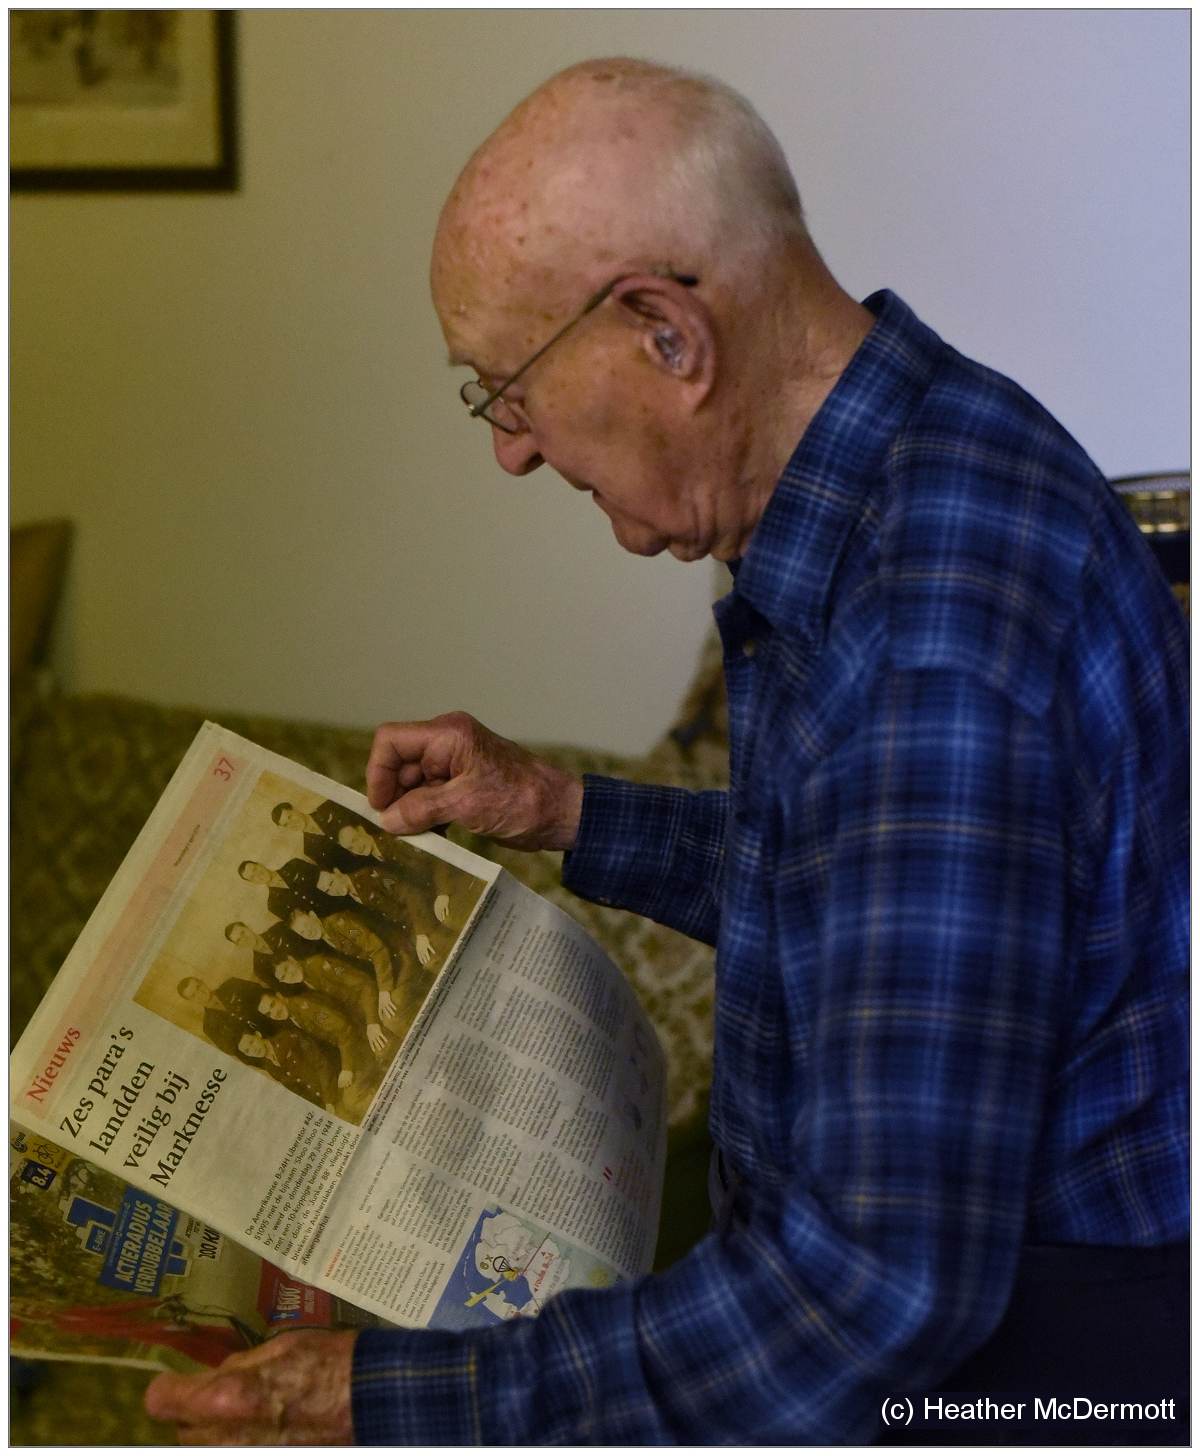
[307, 862, 447, 970]
[284, 903, 435, 1041]
[178, 975, 270, 1032]
[268, 950, 389, 1056]
[333, 820, 486, 939]
[223, 919, 314, 990]
[255, 988, 375, 1089]
[204, 1007, 340, 1113]
[237, 859, 343, 920]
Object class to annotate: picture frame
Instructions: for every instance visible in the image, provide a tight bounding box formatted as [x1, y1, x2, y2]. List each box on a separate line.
[10, 10, 237, 192]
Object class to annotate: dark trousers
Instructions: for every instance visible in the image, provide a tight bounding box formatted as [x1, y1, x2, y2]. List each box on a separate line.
[709, 1153, 1188, 1446]
[877, 1240, 1189, 1445]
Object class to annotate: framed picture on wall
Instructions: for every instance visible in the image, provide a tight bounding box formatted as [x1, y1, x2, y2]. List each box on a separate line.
[10, 10, 237, 191]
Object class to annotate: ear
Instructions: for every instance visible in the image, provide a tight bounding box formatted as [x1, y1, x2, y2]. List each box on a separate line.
[610, 273, 716, 403]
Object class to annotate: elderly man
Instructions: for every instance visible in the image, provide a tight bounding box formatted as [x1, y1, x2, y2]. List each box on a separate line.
[146, 58, 1187, 1445]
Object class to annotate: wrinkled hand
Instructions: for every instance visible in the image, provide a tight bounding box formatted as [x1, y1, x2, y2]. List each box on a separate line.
[434, 893, 451, 925]
[377, 990, 396, 1021]
[337, 1070, 353, 1089]
[144, 1328, 357, 1445]
[415, 933, 435, 968]
[367, 712, 583, 851]
[366, 1022, 387, 1055]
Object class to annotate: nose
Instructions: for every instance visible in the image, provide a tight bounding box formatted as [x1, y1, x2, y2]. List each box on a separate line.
[492, 423, 544, 476]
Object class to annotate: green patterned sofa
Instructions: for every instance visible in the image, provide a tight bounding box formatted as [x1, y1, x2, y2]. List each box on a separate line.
[9, 634, 729, 1444]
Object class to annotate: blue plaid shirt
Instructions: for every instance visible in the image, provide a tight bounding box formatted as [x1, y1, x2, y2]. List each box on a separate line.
[353, 291, 1188, 1444]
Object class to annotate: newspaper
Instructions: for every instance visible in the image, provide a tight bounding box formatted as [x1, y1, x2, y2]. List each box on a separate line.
[10, 723, 667, 1339]
[10, 1125, 384, 1372]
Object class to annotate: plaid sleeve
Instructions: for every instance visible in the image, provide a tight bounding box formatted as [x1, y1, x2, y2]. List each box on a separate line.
[353, 1326, 484, 1443]
[561, 774, 728, 946]
[351, 669, 1069, 1444]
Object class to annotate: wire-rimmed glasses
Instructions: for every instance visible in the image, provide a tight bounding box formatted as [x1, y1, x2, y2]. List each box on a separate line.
[459, 269, 698, 434]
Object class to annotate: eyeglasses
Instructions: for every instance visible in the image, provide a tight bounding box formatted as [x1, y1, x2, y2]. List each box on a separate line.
[459, 268, 698, 434]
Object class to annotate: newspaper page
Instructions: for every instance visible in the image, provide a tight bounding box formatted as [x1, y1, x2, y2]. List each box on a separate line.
[10, 723, 667, 1336]
[10, 1126, 384, 1373]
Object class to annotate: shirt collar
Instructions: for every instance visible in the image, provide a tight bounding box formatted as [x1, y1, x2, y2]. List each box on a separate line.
[730, 289, 946, 637]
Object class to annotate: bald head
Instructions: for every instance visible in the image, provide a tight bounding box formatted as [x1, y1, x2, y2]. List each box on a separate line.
[432, 59, 874, 562]
[433, 59, 809, 322]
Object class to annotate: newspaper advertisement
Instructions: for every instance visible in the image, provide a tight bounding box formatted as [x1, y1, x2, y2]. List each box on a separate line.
[10, 723, 667, 1337]
[10, 1126, 384, 1372]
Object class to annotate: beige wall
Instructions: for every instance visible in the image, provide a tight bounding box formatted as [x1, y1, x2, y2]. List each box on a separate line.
[11, 10, 1188, 753]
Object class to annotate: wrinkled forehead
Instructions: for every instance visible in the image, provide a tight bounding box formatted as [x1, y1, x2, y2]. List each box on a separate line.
[433, 240, 574, 375]
[432, 146, 604, 372]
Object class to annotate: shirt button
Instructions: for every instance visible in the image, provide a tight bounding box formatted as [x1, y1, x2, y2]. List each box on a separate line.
[743, 639, 757, 658]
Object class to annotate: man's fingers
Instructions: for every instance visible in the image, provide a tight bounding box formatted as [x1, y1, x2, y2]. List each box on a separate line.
[145, 1367, 275, 1424]
[367, 717, 468, 811]
[398, 761, 431, 790]
[175, 1423, 268, 1447]
[144, 1370, 214, 1422]
[366, 711, 580, 850]
[377, 782, 455, 836]
[365, 722, 427, 809]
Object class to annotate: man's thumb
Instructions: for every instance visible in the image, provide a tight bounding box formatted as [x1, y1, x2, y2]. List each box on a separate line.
[377, 784, 450, 837]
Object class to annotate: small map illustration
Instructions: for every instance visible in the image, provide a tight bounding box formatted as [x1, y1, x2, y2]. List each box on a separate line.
[429, 1206, 615, 1331]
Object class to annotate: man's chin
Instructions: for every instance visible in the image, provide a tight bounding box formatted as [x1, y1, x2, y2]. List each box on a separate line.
[607, 515, 668, 557]
[607, 521, 710, 561]
[667, 540, 709, 563]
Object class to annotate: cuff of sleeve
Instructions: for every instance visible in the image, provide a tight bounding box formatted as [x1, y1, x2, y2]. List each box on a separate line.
[562, 774, 686, 909]
[352, 1326, 483, 1445]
